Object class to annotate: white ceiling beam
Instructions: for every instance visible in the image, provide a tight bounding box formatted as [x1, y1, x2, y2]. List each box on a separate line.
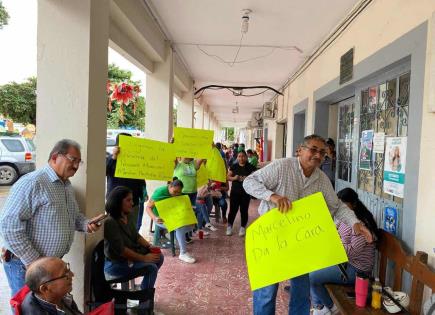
[110, 0, 166, 63]
[174, 54, 192, 93]
[109, 22, 153, 73]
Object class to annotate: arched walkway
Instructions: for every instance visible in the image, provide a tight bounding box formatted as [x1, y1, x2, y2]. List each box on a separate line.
[153, 199, 289, 314]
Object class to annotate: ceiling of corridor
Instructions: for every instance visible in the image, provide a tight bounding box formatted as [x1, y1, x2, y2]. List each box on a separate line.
[146, 0, 361, 125]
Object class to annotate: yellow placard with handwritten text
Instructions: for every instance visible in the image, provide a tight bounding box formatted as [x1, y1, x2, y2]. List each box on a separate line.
[155, 195, 198, 232]
[114, 136, 175, 181]
[245, 192, 348, 291]
[173, 127, 214, 159]
[196, 164, 209, 187]
[205, 147, 227, 183]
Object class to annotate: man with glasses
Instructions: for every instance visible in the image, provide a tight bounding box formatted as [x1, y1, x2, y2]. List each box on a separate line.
[0, 139, 104, 297]
[243, 134, 373, 315]
[21, 257, 82, 314]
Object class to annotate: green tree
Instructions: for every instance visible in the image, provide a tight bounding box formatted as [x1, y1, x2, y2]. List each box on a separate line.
[0, 1, 9, 29]
[107, 63, 145, 130]
[225, 127, 235, 141]
[0, 77, 36, 124]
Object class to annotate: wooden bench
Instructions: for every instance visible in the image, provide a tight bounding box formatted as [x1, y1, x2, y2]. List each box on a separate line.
[326, 230, 435, 315]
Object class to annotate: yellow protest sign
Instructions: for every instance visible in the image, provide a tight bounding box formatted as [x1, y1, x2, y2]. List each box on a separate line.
[196, 164, 209, 187]
[173, 127, 214, 159]
[245, 192, 348, 291]
[114, 136, 175, 181]
[205, 147, 227, 183]
[155, 195, 198, 232]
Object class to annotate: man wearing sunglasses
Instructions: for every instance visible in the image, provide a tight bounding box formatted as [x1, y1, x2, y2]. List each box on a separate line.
[0, 139, 105, 297]
[243, 134, 373, 315]
[21, 257, 82, 314]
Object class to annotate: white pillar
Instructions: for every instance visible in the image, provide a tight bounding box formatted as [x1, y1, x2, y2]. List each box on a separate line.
[204, 106, 210, 130]
[144, 44, 174, 201]
[145, 44, 174, 141]
[37, 0, 109, 309]
[177, 86, 194, 127]
[195, 103, 204, 129]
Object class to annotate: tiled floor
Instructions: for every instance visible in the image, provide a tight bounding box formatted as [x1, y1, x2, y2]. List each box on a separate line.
[153, 199, 290, 315]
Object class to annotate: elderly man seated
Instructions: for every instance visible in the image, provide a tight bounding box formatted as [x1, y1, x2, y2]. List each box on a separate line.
[21, 257, 82, 315]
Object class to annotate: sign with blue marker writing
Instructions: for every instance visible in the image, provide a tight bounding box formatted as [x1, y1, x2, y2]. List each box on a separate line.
[383, 137, 407, 198]
[245, 192, 348, 291]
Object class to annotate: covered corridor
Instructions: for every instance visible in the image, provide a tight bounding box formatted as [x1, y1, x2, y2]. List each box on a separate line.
[1, 0, 435, 314]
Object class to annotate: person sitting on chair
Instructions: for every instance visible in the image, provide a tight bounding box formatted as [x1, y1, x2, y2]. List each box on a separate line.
[309, 187, 379, 315]
[21, 257, 82, 315]
[104, 186, 164, 290]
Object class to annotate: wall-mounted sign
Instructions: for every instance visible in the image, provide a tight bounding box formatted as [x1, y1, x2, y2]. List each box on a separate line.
[384, 206, 398, 235]
[340, 48, 354, 84]
[373, 132, 386, 153]
[359, 130, 374, 170]
[383, 137, 407, 198]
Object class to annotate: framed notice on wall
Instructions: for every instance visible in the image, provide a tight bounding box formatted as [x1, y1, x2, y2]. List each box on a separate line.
[340, 48, 354, 84]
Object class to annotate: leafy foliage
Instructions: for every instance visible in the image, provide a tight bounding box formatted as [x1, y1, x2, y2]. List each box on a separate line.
[0, 77, 36, 124]
[107, 63, 145, 130]
[0, 1, 9, 29]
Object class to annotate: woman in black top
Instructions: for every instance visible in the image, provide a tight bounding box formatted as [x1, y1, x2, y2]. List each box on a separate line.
[104, 186, 164, 289]
[226, 150, 256, 237]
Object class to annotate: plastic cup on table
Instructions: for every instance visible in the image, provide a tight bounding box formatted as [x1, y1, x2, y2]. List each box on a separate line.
[355, 275, 369, 307]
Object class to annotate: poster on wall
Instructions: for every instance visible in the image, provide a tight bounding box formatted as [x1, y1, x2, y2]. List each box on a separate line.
[359, 130, 374, 170]
[373, 132, 386, 153]
[383, 137, 407, 198]
[384, 207, 398, 235]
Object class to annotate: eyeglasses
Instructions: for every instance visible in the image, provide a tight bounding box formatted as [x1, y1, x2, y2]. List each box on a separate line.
[301, 145, 327, 157]
[61, 154, 84, 166]
[39, 263, 72, 286]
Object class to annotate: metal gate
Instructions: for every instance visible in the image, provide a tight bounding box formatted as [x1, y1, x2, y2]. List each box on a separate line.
[335, 68, 410, 237]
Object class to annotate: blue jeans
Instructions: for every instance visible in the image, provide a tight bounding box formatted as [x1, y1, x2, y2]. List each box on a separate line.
[195, 202, 210, 229]
[310, 264, 358, 309]
[156, 223, 192, 254]
[3, 256, 26, 297]
[253, 274, 310, 315]
[104, 253, 164, 289]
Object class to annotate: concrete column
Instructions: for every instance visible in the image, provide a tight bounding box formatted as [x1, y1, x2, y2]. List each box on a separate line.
[144, 44, 174, 203]
[145, 44, 174, 141]
[195, 102, 204, 129]
[204, 106, 210, 130]
[177, 86, 194, 128]
[37, 0, 109, 309]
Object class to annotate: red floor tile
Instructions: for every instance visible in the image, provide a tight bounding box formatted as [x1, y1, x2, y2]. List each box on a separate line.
[153, 199, 290, 315]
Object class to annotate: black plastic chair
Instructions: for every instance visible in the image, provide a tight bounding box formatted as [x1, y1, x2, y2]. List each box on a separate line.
[89, 240, 154, 315]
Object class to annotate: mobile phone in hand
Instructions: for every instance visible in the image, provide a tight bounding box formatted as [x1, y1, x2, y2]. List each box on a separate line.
[89, 214, 108, 226]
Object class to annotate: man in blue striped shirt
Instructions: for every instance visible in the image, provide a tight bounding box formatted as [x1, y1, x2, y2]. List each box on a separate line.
[0, 139, 104, 297]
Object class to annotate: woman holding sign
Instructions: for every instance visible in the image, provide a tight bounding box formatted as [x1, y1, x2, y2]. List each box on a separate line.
[104, 186, 164, 290]
[309, 188, 378, 315]
[226, 150, 257, 237]
[146, 179, 197, 264]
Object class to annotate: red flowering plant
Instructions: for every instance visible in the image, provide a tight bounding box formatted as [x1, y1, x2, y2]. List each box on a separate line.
[106, 64, 145, 130]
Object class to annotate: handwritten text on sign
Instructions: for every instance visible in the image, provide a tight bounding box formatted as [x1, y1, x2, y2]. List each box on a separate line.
[245, 192, 348, 291]
[155, 195, 198, 232]
[173, 127, 214, 159]
[114, 136, 175, 181]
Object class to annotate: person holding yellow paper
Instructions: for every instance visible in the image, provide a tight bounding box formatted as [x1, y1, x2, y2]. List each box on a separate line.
[243, 135, 373, 315]
[146, 179, 196, 264]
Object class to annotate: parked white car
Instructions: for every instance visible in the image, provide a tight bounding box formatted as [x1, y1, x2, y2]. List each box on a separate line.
[0, 136, 36, 185]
